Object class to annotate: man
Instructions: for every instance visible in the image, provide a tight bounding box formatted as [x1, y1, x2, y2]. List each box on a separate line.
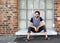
[26, 11, 49, 41]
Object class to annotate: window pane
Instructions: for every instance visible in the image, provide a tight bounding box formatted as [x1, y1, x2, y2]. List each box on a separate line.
[40, 10, 45, 20]
[19, 0, 26, 9]
[46, 10, 53, 19]
[19, 21, 26, 29]
[40, 0, 45, 9]
[28, 21, 30, 27]
[46, 0, 53, 9]
[28, 0, 33, 9]
[46, 20, 53, 29]
[34, 0, 39, 9]
[28, 10, 34, 20]
[19, 10, 26, 19]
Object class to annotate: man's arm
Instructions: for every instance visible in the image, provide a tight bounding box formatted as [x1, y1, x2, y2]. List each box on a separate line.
[37, 20, 45, 29]
[29, 22, 36, 29]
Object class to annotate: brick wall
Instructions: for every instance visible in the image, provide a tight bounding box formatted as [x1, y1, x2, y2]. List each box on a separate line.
[0, 0, 18, 35]
[0, 0, 60, 35]
[54, 0, 60, 32]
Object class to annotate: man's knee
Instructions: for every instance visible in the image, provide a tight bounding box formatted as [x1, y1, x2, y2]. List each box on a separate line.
[28, 27, 32, 33]
[42, 25, 46, 28]
[41, 25, 47, 32]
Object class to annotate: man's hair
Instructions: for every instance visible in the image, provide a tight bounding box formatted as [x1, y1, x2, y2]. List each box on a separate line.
[35, 11, 40, 15]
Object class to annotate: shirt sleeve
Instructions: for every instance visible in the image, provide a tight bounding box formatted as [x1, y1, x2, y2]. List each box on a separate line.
[40, 17, 43, 21]
[30, 18, 33, 23]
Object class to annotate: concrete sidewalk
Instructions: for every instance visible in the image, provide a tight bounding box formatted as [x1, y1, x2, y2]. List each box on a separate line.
[14, 35, 60, 43]
[0, 35, 60, 43]
[0, 35, 16, 43]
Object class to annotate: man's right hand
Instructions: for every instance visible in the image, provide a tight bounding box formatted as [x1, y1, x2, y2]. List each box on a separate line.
[34, 27, 36, 30]
[34, 27, 38, 32]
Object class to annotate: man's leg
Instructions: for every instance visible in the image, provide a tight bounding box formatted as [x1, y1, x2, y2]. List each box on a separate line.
[27, 33, 30, 40]
[42, 26, 48, 39]
[44, 32, 48, 39]
[26, 27, 35, 40]
[38, 25, 48, 39]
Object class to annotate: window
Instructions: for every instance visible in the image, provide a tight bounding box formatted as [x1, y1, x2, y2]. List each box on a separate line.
[18, 0, 54, 30]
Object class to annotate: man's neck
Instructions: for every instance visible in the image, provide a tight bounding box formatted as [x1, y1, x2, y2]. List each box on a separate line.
[35, 17, 39, 20]
[36, 17, 39, 18]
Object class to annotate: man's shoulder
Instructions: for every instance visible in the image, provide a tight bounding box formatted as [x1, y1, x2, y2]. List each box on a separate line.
[39, 16, 42, 18]
[31, 17, 33, 19]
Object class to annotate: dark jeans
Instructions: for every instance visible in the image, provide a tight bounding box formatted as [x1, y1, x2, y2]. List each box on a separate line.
[28, 25, 47, 33]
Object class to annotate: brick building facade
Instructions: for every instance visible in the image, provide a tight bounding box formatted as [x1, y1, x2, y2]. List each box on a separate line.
[0, 0, 18, 35]
[0, 0, 60, 35]
[54, 0, 60, 32]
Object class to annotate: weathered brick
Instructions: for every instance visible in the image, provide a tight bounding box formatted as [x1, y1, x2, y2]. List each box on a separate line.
[0, 0, 18, 35]
[55, 0, 60, 31]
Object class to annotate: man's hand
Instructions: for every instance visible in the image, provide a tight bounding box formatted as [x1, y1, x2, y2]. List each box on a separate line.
[35, 29, 38, 32]
[34, 27, 38, 32]
[34, 27, 36, 31]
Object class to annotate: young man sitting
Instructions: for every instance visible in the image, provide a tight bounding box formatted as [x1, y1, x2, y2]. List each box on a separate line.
[26, 11, 49, 41]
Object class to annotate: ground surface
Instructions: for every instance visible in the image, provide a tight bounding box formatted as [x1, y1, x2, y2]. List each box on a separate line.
[0, 35, 60, 43]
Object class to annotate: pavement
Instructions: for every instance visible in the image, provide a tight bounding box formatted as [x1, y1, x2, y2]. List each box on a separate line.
[0, 35, 16, 43]
[0, 35, 60, 43]
[14, 35, 60, 43]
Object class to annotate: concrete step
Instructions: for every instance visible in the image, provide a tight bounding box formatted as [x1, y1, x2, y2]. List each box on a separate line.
[15, 29, 57, 35]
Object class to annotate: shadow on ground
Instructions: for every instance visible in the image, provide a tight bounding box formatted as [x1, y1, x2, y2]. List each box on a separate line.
[14, 35, 60, 43]
[0, 35, 60, 43]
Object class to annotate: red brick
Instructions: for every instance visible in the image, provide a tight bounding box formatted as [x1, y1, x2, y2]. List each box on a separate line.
[0, 0, 18, 35]
[55, 0, 60, 31]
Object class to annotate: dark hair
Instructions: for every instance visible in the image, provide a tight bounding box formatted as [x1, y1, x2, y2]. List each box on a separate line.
[35, 11, 40, 15]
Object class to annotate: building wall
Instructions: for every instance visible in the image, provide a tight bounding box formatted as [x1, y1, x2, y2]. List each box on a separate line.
[0, 0, 60, 35]
[54, 0, 60, 32]
[0, 0, 18, 35]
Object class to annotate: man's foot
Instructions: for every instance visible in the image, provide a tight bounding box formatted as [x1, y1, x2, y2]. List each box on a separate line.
[25, 39, 30, 42]
[45, 37, 50, 40]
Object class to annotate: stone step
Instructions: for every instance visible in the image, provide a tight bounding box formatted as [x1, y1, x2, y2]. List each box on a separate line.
[15, 29, 57, 35]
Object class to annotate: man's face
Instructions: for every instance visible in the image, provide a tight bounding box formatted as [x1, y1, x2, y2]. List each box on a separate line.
[34, 13, 40, 18]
